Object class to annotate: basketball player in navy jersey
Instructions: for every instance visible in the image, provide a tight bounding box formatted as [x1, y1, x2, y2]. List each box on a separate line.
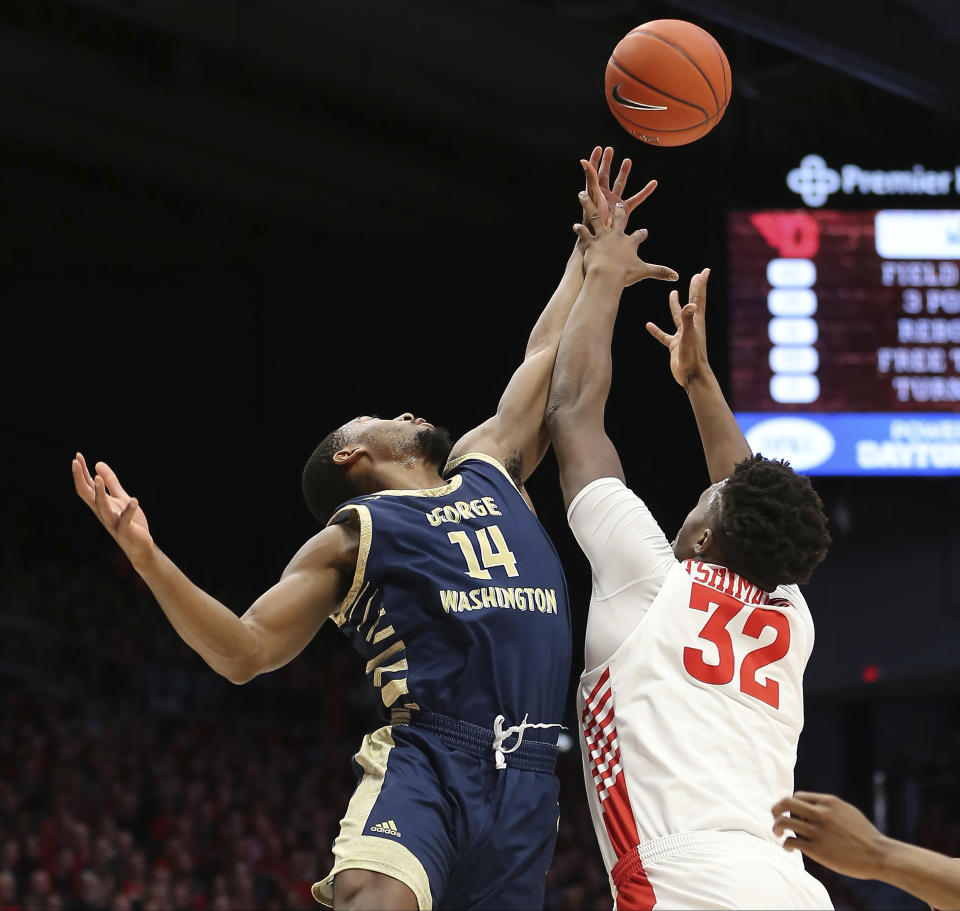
[71, 148, 677, 911]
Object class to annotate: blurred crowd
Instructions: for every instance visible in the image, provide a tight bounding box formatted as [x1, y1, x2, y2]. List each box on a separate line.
[0, 552, 953, 910]
[0, 689, 611, 911]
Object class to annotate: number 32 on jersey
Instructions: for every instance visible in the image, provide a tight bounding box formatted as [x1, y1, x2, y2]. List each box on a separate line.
[682, 582, 791, 709]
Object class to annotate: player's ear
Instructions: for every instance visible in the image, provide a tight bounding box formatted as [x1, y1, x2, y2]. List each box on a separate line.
[333, 446, 364, 467]
[693, 527, 712, 555]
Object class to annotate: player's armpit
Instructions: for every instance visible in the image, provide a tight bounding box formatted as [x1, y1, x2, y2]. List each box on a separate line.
[229, 521, 359, 683]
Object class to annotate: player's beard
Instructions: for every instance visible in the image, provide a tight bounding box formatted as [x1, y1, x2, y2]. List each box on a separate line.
[415, 425, 453, 468]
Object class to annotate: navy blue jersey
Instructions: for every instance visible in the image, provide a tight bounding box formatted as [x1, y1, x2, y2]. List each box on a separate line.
[328, 452, 572, 733]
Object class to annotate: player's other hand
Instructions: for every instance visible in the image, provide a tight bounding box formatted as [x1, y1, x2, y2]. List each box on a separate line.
[645, 268, 712, 388]
[72, 452, 155, 566]
[574, 188, 677, 287]
[771, 791, 890, 880]
[579, 146, 657, 231]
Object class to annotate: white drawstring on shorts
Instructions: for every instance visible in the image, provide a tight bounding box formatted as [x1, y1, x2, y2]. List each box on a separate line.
[492, 714, 563, 770]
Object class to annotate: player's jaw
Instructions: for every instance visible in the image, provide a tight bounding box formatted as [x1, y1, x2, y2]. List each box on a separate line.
[348, 413, 452, 467]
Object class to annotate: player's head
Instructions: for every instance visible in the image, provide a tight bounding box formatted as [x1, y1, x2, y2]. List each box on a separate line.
[671, 454, 830, 591]
[302, 413, 453, 523]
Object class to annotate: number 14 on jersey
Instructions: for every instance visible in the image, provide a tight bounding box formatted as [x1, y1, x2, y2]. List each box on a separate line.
[447, 525, 520, 579]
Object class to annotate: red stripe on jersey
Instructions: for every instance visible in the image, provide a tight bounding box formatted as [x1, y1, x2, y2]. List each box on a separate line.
[581, 667, 639, 858]
[588, 666, 611, 701]
[612, 847, 657, 911]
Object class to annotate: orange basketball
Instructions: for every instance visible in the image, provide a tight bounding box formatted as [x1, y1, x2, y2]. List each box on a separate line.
[605, 19, 731, 147]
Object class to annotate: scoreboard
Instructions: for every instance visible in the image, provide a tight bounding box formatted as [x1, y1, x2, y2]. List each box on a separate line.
[728, 209, 960, 475]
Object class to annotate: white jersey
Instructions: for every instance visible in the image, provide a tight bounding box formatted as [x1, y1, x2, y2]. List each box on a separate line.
[569, 478, 827, 908]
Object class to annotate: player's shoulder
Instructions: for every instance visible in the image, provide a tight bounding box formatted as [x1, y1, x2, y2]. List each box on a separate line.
[444, 450, 523, 491]
[286, 517, 360, 577]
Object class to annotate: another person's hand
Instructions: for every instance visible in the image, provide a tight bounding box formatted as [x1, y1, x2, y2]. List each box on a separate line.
[771, 792, 890, 880]
[574, 178, 677, 287]
[580, 145, 657, 229]
[645, 269, 712, 388]
[72, 452, 154, 565]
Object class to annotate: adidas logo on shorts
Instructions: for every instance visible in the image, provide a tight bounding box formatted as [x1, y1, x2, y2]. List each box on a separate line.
[369, 819, 401, 837]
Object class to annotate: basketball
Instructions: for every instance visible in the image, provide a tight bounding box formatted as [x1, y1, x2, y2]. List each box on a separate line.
[605, 19, 731, 147]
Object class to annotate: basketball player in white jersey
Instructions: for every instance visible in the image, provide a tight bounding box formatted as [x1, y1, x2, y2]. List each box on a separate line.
[545, 163, 833, 910]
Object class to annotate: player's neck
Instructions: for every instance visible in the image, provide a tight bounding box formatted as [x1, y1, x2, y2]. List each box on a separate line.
[367, 460, 447, 493]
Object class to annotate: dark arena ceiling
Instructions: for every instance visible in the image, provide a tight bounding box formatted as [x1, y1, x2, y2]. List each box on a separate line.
[1, 0, 958, 267]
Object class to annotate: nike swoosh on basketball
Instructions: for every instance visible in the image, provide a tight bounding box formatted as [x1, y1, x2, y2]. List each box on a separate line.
[611, 83, 668, 111]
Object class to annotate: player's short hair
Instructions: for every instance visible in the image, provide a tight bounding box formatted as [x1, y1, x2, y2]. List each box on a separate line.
[302, 428, 358, 524]
[715, 454, 830, 591]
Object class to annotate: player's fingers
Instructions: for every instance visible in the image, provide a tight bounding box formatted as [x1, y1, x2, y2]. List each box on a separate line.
[680, 303, 697, 327]
[612, 157, 632, 198]
[572, 223, 593, 244]
[612, 200, 628, 229]
[624, 179, 657, 214]
[588, 146, 603, 173]
[630, 228, 649, 246]
[578, 192, 603, 234]
[697, 268, 710, 324]
[781, 836, 802, 853]
[772, 796, 819, 819]
[645, 321, 673, 348]
[597, 146, 614, 189]
[792, 791, 830, 804]
[668, 289, 682, 327]
[75, 451, 95, 487]
[95, 461, 130, 501]
[72, 459, 96, 506]
[93, 475, 115, 521]
[689, 267, 709, 304]
[772, 813, 815, 839]
[580, 160, 603, 209]
[578, 189, 601, 218]
[73, 456, 94, 492]
[118, 497, 139, 533]
[646, 263, 680, 282]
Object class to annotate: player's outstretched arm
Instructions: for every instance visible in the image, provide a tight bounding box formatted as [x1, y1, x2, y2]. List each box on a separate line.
[72, 452, 355, 683]
[546, 175, 677, 510]
[646, 270, 751, 483]
[773, 792, 960, 909]
[448, 147, 661, 505]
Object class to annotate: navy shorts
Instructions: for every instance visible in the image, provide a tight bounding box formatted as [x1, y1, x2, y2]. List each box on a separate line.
[313, 712, 561, 910]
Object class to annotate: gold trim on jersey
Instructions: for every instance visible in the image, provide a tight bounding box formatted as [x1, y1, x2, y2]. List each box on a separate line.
[311, 726, 432, 910]
[365, 607, 394, 644]
[381, 677, 412, 708]
[368, 473, 464, 499]
[443, 451, 521, 494]
[327, 504, 372, 626]
[326, 503, 413, 709]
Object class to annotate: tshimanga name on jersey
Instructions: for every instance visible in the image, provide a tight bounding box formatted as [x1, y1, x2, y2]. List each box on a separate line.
[439, 586, 559, 614]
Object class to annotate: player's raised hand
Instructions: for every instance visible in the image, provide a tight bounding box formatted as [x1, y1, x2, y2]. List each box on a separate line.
[581, 147, 657, 229]
[645, 268, 712, 387]
[72, 452, 154, 565]
[574, 190, 677, 287]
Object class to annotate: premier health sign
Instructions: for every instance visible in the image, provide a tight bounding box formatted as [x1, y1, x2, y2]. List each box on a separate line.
[734, 169, 960, 476]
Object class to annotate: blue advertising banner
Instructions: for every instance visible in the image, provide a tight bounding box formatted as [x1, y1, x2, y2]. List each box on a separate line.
[736, 413, 960, 476]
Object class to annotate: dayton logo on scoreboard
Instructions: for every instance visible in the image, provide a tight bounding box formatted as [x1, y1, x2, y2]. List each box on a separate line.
[787, 155, 960, 207]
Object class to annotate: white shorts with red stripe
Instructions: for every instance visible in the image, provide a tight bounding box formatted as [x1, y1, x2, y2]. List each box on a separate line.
[612, 830, 834, 911]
